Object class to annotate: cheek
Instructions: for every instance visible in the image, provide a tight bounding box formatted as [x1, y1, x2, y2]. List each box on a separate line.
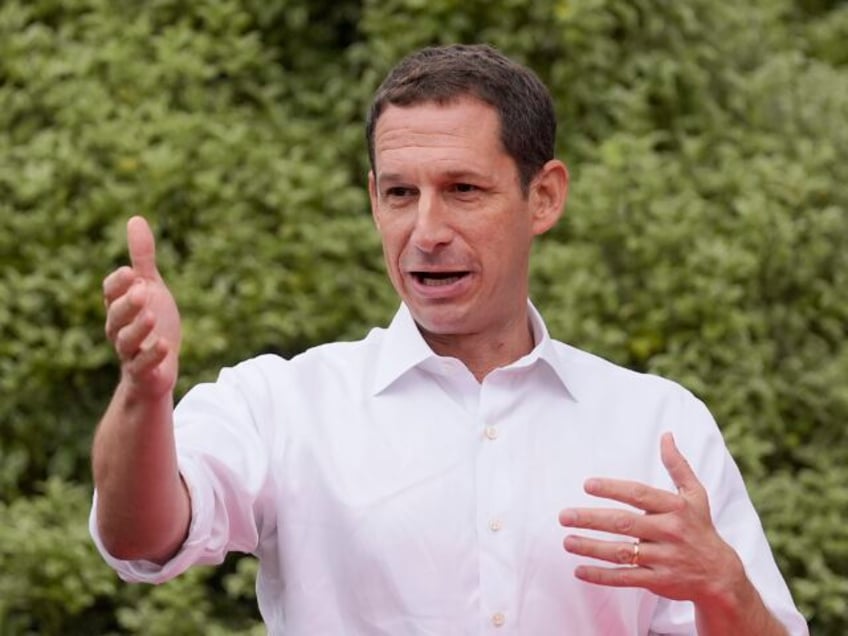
[378, 226, 407, 269]
[480, 231, 532, 273]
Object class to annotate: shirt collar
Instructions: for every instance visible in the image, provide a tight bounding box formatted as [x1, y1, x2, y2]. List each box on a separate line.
[372, 302, 579, 401]
[372, 304, 436, 395]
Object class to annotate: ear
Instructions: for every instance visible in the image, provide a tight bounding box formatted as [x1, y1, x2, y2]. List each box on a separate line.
[368, 170, 380, 229]
[529, 159, 568, 236]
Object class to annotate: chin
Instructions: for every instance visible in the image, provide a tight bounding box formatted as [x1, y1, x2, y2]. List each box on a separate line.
[408, 306, 472, 337]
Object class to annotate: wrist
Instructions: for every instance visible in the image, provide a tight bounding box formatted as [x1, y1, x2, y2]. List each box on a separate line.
[116, 372, 175, 408]
[694, 548, 787, 636]
[698, 549, 750, 614]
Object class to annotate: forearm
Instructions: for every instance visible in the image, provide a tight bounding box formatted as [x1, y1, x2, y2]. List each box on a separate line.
[92, 381, 190, 564]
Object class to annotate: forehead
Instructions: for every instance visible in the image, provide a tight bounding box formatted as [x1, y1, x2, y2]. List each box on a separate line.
[372, 97, 510, 176]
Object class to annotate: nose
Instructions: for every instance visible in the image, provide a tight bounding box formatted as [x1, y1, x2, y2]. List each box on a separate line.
[410, 191, 453, 253]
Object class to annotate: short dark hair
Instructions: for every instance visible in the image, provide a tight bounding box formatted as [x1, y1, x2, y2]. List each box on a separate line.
[365, 44, 557, 193]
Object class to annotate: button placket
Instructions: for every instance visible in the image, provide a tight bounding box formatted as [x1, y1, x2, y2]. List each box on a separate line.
[477, 377, 517, 634]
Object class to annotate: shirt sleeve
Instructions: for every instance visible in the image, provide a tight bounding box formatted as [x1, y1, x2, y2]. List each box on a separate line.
[649, 390, 809, 635]
[89, 356, 281, 584]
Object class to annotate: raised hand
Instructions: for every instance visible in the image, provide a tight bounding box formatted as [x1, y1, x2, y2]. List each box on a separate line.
[103, 216, 181, 399]
[558, 432, 743, 604]
[93, 216, 191, 563]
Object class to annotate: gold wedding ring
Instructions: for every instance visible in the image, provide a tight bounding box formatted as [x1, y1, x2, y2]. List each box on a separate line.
[630, 541, 640, 567]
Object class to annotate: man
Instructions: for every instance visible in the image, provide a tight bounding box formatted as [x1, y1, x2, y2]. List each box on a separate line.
[91, 44, 808, 634]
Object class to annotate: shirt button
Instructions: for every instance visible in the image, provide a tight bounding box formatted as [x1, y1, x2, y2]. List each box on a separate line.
[491, 612, 506, 627]
[484, 425, 499, 440]
[489, 518, 503, 532]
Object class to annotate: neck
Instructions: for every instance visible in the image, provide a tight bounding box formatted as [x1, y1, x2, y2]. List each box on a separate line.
[419, 314, 535, 382]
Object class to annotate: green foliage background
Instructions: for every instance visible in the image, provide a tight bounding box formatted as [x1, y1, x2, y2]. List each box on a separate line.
[1, 0, 845, 633]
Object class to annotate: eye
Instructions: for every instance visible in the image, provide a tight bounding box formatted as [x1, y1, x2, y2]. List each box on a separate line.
[452, 183, 478, 194]
[385, 186, 417, 198]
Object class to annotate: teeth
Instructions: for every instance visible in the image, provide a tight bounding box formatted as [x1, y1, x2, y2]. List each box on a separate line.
[414, 272, 466, 286]
[422, 275, 462, 286]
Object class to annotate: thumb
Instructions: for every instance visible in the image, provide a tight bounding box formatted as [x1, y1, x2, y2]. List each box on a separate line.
[127, 216, 159, 279]
[660, 432, 701, 496]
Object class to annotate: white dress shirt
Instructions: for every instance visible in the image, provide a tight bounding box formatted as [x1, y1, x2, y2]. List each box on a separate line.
[91, 303, 808, 635]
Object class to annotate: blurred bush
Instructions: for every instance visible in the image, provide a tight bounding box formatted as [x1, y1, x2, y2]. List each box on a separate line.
[0, 0, 844, 633]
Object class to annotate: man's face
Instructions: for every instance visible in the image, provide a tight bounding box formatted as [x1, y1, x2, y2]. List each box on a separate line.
[369, 96, 562, 343]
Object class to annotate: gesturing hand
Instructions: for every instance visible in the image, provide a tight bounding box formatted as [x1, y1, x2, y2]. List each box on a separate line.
[103, 216, 181, 399]
[558, 432, 744, 605]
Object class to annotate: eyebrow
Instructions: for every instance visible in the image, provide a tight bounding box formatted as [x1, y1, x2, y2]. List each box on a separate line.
[376, 169, 489, 186]
[375, 172, 407, 186]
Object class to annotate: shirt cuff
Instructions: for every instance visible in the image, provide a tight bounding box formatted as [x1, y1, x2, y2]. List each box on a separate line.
[88, 454, 217, 584]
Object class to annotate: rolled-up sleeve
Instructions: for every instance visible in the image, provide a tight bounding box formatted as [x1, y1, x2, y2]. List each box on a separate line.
[89, 355, 282, 584]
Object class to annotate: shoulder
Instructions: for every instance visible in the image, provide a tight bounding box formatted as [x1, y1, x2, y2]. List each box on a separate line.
[220, 325, 388, 388]
[549, 338, 695, 404]
[175, 327, 389, 432]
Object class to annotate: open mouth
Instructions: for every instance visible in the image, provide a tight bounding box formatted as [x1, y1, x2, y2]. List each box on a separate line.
[411, 271, 469, 286]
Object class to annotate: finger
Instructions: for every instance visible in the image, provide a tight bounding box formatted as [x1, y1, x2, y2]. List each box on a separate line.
[114, 310, 156, 361]
[564, 534, 652, 568]
[660, 432, 701, 496]
[573, 563, 656, 589]
[559, 507, 664, 542]
[125, 337, 169, 379]
[104, 281, 147, 342]
[127, 216, 159, 279]
[583, 477, 680, 514]
[103, 266, 136, 307]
